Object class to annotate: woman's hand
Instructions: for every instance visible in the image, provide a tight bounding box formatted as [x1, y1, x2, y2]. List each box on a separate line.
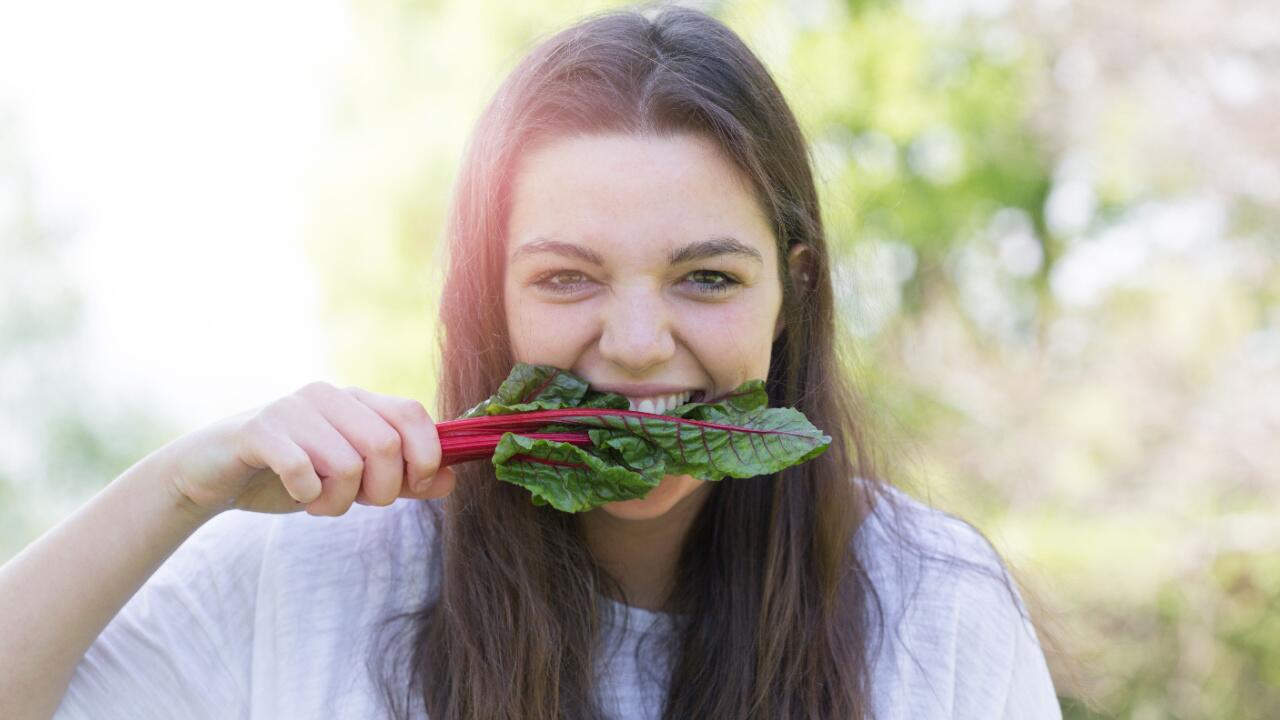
[165, 382, 456, 516]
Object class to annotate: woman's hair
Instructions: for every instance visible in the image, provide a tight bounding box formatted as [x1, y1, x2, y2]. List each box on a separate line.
[369, 4, 965, 718]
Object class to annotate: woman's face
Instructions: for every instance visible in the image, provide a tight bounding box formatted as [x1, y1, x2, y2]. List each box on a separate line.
[503, 132, 798, 522]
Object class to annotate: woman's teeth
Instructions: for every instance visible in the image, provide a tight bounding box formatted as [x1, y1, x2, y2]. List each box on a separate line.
[626, 391, 692, 414]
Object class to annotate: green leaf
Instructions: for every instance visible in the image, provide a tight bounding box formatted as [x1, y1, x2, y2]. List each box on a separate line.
[491, 432, 663, 513]
[674, 378, 770, 416]
[467, 363, 832, 512]
[577, 405, 830, 483]
[459, 364, 629, 417]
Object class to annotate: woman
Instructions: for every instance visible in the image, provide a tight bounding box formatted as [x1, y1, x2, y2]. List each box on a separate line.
[0, 5, 1061, 719]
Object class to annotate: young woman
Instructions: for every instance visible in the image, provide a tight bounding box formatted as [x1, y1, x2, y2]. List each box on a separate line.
[0, 5, 1061, 719]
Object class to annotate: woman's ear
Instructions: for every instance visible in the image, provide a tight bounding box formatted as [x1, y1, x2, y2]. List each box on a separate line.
[774, 243, 816, 341]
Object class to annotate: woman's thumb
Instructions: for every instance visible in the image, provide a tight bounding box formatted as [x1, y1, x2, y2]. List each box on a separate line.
[401, 464, 457, 500]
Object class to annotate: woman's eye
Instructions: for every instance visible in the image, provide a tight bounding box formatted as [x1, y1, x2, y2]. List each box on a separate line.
[531, 269, 742, 295]
[532, 271, 591, 294]
[684, 270, 741, 295]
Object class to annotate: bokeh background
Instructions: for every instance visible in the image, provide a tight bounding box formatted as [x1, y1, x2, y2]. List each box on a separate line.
[2, 0, 1277, 716]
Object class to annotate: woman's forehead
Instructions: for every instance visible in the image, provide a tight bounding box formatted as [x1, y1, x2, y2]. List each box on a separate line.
[506, 132, 775, 262]
[511, 132, 758, 206]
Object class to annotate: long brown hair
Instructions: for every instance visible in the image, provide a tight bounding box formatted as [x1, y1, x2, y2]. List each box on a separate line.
[373, 5, 898, 717]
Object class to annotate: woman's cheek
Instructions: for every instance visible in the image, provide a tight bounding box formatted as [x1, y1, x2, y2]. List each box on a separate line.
[687, 300, 769, 357]
[510, 297, 597, 363]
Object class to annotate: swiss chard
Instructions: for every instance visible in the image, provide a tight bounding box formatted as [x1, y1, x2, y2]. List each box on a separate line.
[434, 363, 831, 513]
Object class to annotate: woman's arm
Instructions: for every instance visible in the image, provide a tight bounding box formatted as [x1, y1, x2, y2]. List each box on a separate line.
[1, 382, 456, 719]
[0, 445, 218, 720]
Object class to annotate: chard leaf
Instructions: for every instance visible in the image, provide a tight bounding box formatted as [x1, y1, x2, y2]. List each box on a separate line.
[673, 379, 770, 416]
[460, 365, 586, 417]
[466, 363, 831, 512]
[587, 429, 666, 477]
[491, 432, 663, 512]
[577, 405, 829, 482]
[460, 364, 627, 417]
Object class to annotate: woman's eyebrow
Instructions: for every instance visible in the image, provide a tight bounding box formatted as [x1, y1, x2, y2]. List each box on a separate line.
[510, 238, 605, 266]
[669, 236, 763, 265]
[509, 236, 764, 266]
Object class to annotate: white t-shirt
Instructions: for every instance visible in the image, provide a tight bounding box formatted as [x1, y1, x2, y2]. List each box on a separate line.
[54, 484, 1062, 719]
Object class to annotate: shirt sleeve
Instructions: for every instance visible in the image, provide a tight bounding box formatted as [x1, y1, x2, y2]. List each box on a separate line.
[947, 557, 1062, 720]
[53, 508, 274, 720]
[999, 607, 1062, 719]
[859, 486, 1063, 720]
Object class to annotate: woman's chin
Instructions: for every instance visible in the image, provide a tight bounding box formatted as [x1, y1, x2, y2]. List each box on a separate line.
[598, 474, 710, 521]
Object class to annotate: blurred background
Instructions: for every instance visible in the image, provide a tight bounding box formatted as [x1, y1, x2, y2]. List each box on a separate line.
[1, 0, 1276, 716]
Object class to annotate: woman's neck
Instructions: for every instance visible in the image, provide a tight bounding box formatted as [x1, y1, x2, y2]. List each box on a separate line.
[578, 483, 714, 612]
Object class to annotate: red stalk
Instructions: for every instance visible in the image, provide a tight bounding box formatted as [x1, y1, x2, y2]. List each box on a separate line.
[438, 408, 660, 434]
[434, 407, 758, 468]
[440, 408, 779, 436]
[434, 409, 656, 468]
[438, 430, 593, 467]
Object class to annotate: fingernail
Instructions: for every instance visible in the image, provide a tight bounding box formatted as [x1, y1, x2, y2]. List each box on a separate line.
[414, 475, 435, 494]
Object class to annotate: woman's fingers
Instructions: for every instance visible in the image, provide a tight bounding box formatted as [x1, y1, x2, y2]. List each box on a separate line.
[238, 418, 324, 504]
[398, 464, 457, 501]
[342, 386, 446, 500]
[184, 381, 453, 517]
[268, 391, 367, 515]
[291, 383, 402, 513]
[224, 381, 454, 517]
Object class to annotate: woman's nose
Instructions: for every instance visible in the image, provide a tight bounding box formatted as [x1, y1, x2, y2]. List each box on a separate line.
[597, 287, 676, 372]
